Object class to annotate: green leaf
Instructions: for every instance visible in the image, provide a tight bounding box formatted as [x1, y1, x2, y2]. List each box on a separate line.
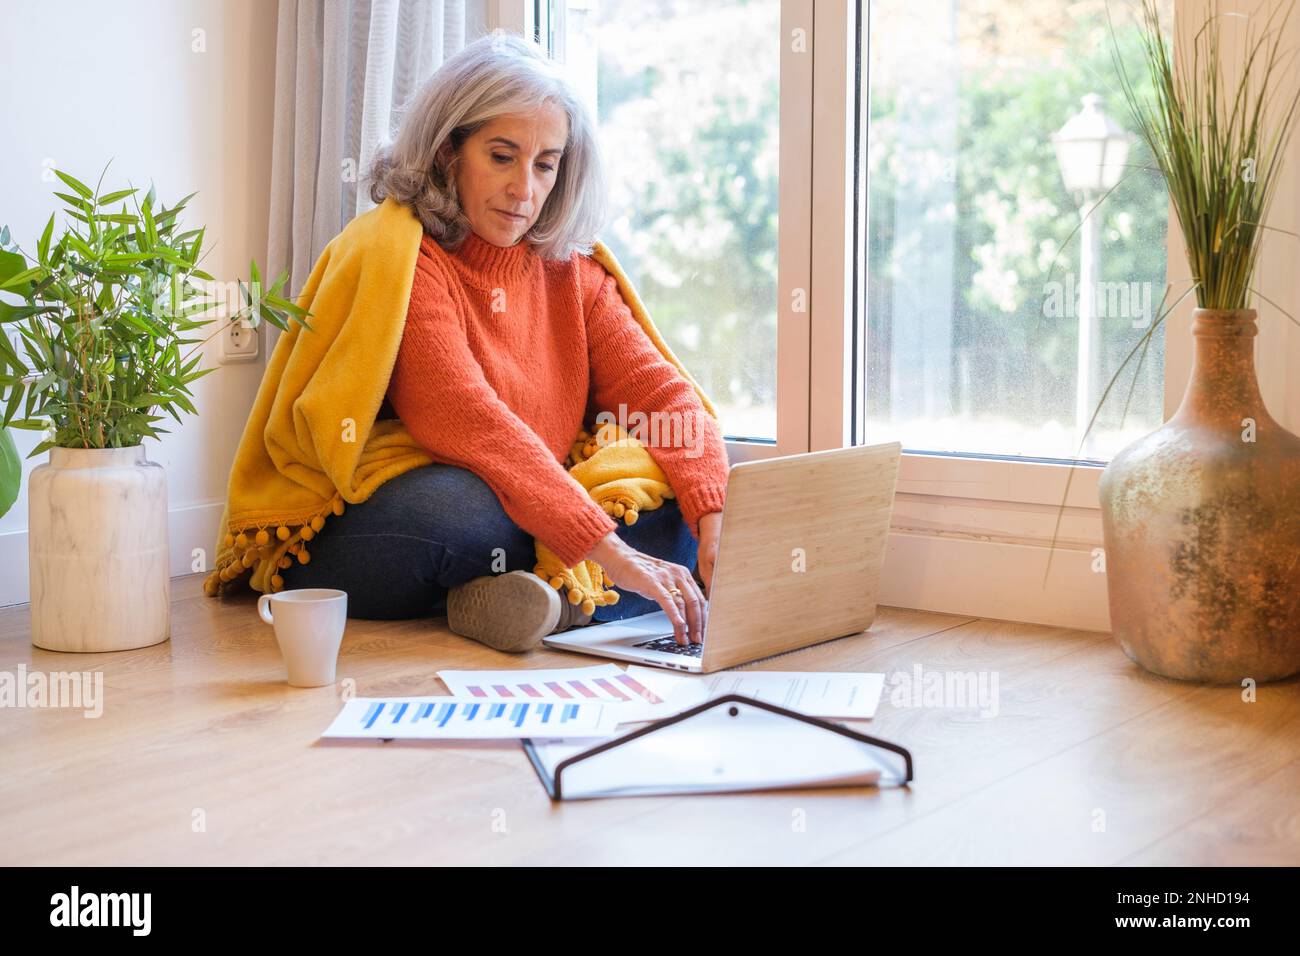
[17, 325, 54, 368]
[154, 248, 189, 267]
[0, 427, 18, 519]
[52, 191, 87, 209]
[177, 299, 216, 318]
[64, 232, 94, 259]
[103, 252, 156, 266]
[2, 304, 60, 323]
[142, 201, 157, 247]
[5, 418, 46, 431]
[0, 249, 29, 284]
[36, 213, 55, 264]
[53, 169, 95, 199]
[267, 296, 308, 318]
[132, 393, 172, 407]
[0, 266, 43, 291]
[23, 438, 56, 460]
[96, 188, 137, 206]
[53, 170, 94, 199]
[121, 312, 161, 336]
[2, 379, 24, 427]
[188, 225, 206, 265]
[0, 332, 20, 368]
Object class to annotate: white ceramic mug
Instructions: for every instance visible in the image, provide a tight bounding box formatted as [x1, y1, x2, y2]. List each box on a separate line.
[257, 588, 348, 687]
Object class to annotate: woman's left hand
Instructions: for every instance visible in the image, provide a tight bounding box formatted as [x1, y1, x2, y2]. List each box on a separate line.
[696, 511, 723, 597]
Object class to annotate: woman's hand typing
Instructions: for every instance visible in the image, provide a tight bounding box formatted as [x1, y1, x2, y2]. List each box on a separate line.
[585, 531, 707, 645]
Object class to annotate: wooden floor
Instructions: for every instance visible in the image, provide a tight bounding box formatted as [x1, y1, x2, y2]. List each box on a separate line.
[2, 571, 1298, 866]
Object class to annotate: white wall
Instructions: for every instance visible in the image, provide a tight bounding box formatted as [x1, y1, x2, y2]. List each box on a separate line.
[0, 0, 278, 605]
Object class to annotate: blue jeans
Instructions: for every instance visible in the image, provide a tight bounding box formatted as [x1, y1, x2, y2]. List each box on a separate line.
[278, 462, 698, 621]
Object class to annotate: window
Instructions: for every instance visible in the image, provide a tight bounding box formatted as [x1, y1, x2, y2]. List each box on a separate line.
[858, 0, 1173, 461]
[497, 0, 1209, 629]
[552, 0, 782, 443]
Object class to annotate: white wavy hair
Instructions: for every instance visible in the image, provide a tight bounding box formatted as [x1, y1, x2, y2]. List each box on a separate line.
[366, 32, 609, 261]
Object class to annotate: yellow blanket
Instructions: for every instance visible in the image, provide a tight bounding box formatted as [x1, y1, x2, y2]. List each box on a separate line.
[203, 196, 718, 616]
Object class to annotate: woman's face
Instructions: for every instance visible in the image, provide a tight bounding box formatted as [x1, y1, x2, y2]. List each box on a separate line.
[451, 103, 569, 247]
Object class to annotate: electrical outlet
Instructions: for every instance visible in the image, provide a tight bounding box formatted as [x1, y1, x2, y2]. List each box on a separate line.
[221, 317, 260, 364]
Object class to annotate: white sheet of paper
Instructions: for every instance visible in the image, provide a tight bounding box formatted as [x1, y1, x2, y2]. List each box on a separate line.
[624, 666, 886, 719]
[321, 696, 622, 740]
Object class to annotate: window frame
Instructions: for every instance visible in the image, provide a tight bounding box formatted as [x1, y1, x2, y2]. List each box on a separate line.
[502, 0, 1300, 632]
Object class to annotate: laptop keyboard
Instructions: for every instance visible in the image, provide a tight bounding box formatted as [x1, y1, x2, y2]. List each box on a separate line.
[633, 635, 705, 658]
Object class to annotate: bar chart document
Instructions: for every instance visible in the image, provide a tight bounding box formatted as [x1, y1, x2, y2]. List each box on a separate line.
[321, 697, 623, 740]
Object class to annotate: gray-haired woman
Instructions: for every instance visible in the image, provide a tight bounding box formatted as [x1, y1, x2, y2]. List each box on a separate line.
[280, 33, 730, 655]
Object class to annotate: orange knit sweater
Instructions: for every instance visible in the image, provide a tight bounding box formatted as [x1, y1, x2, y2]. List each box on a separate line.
[384, 229, 730, 568]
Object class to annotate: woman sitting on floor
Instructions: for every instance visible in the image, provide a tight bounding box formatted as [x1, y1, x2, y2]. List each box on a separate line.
[278, 34, 730, 653]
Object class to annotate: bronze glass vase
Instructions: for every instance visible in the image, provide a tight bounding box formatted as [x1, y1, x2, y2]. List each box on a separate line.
[1099, 308, 1300, 683]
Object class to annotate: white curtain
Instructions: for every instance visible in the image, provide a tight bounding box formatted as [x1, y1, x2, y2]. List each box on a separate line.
[265, 0, 470, 353]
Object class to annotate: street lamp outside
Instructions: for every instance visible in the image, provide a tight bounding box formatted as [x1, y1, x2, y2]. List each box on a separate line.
[1052, 92, 1131, 452]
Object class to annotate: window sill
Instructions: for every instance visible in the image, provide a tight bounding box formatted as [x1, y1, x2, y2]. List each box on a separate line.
[722, 438, 1110, 631]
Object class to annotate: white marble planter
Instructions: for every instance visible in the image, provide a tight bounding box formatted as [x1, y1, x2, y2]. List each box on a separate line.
[28, 444, 170, 652]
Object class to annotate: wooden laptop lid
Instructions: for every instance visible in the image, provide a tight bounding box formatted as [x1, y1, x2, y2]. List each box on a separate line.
[701, 442, 901, 672]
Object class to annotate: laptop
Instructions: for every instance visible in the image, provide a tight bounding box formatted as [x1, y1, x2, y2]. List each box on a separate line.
[543, 441, 902, 674]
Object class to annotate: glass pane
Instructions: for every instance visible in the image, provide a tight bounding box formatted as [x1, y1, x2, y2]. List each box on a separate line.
[559, 0, 780, 441]
[862, 1, 1173, 461]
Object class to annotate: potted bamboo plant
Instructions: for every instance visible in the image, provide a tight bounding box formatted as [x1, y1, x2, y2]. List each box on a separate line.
[0, 163, 308, 651]
[1091, 0, 1300, 682]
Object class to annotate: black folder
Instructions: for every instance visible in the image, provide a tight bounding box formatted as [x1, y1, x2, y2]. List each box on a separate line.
[523, 693, 913, 800]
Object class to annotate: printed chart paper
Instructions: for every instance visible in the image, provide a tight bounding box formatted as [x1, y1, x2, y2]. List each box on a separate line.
[438, 664, 679, 705]
[436, 665, 710, 725]
[321, 696, 622, 740]
[625, 666, 886, 719]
